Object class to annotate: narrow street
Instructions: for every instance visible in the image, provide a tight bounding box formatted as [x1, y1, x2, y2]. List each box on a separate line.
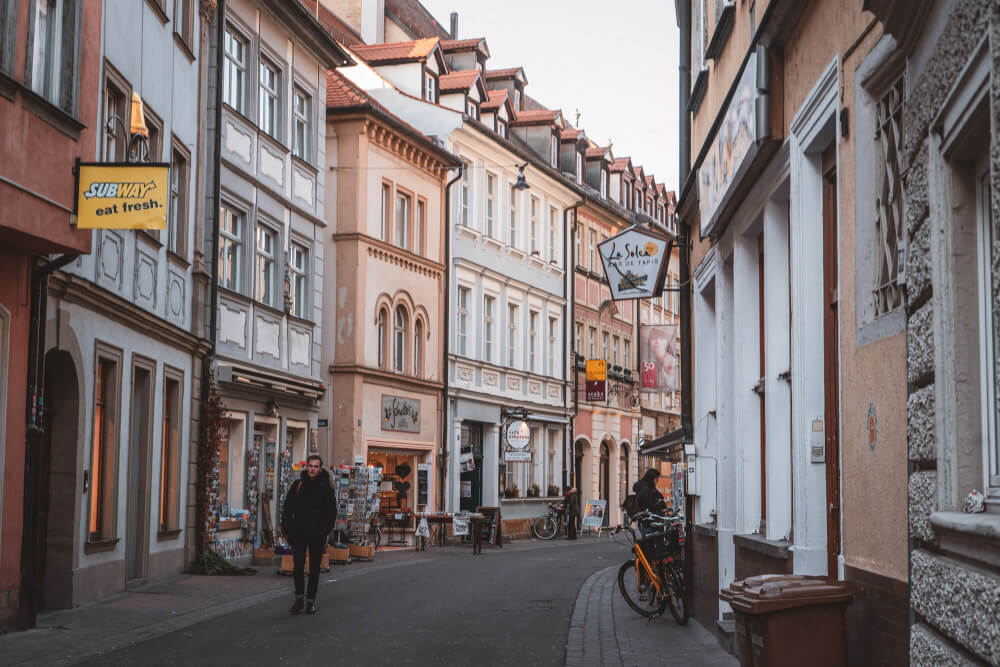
[2, 538, 732, 667]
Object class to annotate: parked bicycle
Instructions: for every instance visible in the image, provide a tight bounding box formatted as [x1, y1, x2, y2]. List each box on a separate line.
[532, 501, 566, 540]
[616, 510, 689, 624]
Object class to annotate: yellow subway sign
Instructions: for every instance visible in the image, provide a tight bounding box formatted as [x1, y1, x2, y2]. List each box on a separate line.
[76, 163, 169, 230]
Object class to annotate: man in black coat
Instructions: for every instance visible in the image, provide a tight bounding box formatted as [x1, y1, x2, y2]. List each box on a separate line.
[280, 455, 336, 614]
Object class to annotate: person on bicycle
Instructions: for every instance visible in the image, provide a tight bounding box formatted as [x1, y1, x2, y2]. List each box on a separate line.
[633, 468, 667, 514]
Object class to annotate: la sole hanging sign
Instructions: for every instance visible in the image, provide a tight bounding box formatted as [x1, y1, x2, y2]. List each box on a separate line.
[75, 162, 169, 230]
[597, 225, 672, 301]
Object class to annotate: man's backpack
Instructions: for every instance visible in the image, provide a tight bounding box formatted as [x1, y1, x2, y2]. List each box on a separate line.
[621, 494, 642, 518]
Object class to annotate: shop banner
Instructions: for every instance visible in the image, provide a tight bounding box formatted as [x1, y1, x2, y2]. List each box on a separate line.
[640, 324, 679, 393]
[505, 450, 531, 462]
[582, 499, 607, 528]
[76, 162, 169, 230]
[381, 395, 420, 432]
[585, 359, 607, 402]
[597, 226, 671, 301]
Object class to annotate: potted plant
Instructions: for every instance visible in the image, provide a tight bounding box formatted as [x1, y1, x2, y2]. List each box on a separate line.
[547, 484, 561, 497]
[503, 485, 520, 499]
[527, 483, 541, 498]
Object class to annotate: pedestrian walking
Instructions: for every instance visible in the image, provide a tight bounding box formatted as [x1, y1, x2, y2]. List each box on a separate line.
[280, 455, 336, 614]
[565, 487, 579, 540]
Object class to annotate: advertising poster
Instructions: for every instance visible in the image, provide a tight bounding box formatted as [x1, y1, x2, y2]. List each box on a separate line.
[640, 324, 678, 393]
[76, 163, 169, 229]
[585, 359, 607, 402]
[582, 499, 607, 528]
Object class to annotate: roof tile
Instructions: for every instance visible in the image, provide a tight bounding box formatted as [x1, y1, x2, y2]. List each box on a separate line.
[481, 89, 508, 111]
[352, 38, 440, 63]
[438, 69, 481, 93]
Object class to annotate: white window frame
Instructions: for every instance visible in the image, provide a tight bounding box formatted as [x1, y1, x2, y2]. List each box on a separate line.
[529, 311, 538, 372]
[395, 190, 410, 250]
[575, 151, 582, 183]
[588, 327, 596, 359]
[393, 306, 407, 373]
[425, 70, 436, 102]
[486, 173, 496, 238]
[507, 303, 518, 367]
[589, 230, 596, 271]
[223, 23, 247, 114]
[289, 241, 308, 319]
[600, 170, 608, 198]
[381, 182, 391, 241]
[457, 287, 469, 356]
[460, 163, 470, 227]
[529, 196, 538, 254]
[293, 86, 311, 161]
[29, 0, 64, 105]
[548, 207, 558, 262]
[218, 204, 243, 292]
[575, 323, 582, 354]
[483, 295, 495, 361]
[548, 316, 558, 376]
[550, 134, 558, 167]
[258, 56, 280, 139]
[254, 223, 277, 306]
[509, 185, 518, 247]
[975, 160, 999, 489]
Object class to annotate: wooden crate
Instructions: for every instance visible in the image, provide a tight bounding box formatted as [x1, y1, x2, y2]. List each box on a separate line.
[348, 544, 375, 561]
[278, 553, 330, 574]
[327, 546, 350, 564]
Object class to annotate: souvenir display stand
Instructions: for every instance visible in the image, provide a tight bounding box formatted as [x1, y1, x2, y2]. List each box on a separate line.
[331, 463, 382, 562]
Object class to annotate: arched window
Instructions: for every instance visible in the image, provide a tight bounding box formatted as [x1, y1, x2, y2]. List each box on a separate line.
[377, 308, 387, 369]
[393, 306, 407, 372]
[414, 319, 423, 376]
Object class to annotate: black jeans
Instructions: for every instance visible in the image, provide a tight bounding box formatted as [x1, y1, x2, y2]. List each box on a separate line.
[292, 537, 325, 600]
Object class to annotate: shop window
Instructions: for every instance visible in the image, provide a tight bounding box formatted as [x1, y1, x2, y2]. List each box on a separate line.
[254, 223, 276, 307]
[27, 0, 80, 114]
[258, 56, 280, 139]
[89, 346, 122, 543]
[872, 75, 904, 317]
[456, 287, 469, 355]
[218, 204, 243, 292]
[223, 23, 247, 114]
[169, 140, 190, 257]
[292, 86, 311, 161]
[486, 173, 496, 238]
[377, 307, 388, 369]
[395, 191, 411, 250]
[289, 242, 308, 319]
[393, 306, 407, 373]
[159, 370, 182, 534]
[507, 303, 518, 368]
[413, 319, 423, 376]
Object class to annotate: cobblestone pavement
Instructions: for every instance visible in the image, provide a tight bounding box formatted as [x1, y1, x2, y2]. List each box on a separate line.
[565, 565, 736, 667]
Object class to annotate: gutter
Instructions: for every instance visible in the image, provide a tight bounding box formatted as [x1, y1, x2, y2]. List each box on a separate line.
[440, 167, 463, 512]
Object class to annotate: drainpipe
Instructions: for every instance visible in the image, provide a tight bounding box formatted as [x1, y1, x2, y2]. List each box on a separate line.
[19, 252, 79, 630]
[564, 198, 584, 489]
[440, 167, 462, 512]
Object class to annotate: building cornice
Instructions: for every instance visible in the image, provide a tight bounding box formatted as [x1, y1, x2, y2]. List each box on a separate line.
[329, 110, 461, 179]
[332, 232, 445, 280]
[329, 363, 444, 392]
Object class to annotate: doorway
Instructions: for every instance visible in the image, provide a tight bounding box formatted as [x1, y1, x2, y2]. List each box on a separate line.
[126, 361, 154, 582]
[822, 148, 842, 577]
[460, 422, 483, 511]
[40, 350, 79, 609]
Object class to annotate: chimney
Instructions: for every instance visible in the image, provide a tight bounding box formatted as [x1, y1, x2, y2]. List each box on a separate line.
[450, 12, 458, 39]
[361, 0, 385, 44]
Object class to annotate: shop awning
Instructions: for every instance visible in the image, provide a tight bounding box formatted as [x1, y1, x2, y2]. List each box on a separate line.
[527, 413, 570, 424]
[640, 427, 687, 457]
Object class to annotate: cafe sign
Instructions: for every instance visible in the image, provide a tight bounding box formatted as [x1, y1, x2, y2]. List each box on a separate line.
[505, 420, 531, 449]
[597, 226, 671, 301]
[381, 395, 420, 432]
[75, 162, 169, 230]
[585, 359, 607, 402]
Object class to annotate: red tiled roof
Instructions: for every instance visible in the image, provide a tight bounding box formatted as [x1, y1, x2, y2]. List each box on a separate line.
[585, 146, 609, 160]
[351, 38, 440, 63]
[610, 157, 632, 172]
[385, 0, 450, 40]
[438, 69, 481, 93]
[298, 0, 363, 46]
[511, 108, 561, 125]
[484, 67, 525, 81]
[441, 38, 487, 51]
[560, 128, 582, 141]
[645, 175, 655, 186]
[481, 89, 508, 111]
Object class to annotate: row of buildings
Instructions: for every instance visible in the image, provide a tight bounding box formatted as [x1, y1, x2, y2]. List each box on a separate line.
[0, 0, 683, 628]
[673, 0, 1000, 664]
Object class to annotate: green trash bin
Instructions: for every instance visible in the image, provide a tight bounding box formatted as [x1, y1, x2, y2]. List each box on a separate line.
[720, 574, 861, 667]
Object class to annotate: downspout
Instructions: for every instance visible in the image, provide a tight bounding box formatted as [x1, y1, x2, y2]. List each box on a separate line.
[19, 252, 79, 630]
[440, 167, 462, 512]
[564, 198, 584, 489]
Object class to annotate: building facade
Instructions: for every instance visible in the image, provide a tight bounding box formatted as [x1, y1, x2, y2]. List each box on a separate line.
[322, 68, 459, 541]
[677, 0, 910, 662]
[0, 0, 101, 629]
[205, 0, 349, 559]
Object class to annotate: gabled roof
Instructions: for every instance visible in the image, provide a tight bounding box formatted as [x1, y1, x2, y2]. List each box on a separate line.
[484, 67, 528, 85]
[560, 128, 583, 142]
[351, 38, 447, 71]
[610, 156, 633, 173]
[645, 175, 655, 187]
[585, 146, 611, 161]
[481, 89, 509, 111]
[441, 37, 490, 59]
[438, 69, 486, 98]
[655, 183, 667, 197]
[384, 0, 450, 40]
[632, 165, 646, 183]
[511, 108, 562, 126]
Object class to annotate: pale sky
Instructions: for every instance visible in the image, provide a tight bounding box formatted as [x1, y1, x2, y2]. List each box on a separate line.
[417, 0, 681, 192]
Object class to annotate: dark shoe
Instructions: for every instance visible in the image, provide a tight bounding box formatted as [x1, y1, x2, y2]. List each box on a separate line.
[305, 600, 316, 614]
[289, 597, 305, 614]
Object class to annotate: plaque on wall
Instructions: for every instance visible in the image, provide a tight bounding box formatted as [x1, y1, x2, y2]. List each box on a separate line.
[381, 395, 421, 432]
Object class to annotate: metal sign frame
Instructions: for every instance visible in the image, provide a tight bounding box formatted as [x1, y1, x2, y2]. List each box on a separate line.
[596, 224, 673, 301]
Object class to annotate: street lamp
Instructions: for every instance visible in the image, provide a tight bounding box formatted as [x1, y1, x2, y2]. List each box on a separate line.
[105, 92, 150, 162]
[513, 162, 530, 190]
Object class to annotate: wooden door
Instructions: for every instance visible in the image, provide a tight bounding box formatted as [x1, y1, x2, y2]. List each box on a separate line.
[822, 149, 841, 577]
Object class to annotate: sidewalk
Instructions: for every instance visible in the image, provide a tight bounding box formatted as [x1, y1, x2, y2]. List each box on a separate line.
[565, 565, 736, 667]
[0, 536, 603, 667]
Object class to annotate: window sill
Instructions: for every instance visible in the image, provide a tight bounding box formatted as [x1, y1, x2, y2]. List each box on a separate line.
[507, 246, 527, 260]
[258, 129, 289, 157]
[930, 511, 1000, 569]
[173, 32, 196, 63]
[145, 0, 169, 23]
[291, 153, 318, 176]
[705, 3, 737, 60]
[287, 313, 316, 329]
[733, 532, 792, 560]
[84, 538, 120, 554]
[157, 528, 182, 542]
[688, 68, 709, 114]
[527, 254, 547, 270]
[0, 71, 17, 101]
[483, 236, 505, 252]
[137, 229, 163, 248]
[456, 224, 480, 241]
[253, 299, 288, 320]
[167, 249, 191, 270]
[20, 84, 86, 140]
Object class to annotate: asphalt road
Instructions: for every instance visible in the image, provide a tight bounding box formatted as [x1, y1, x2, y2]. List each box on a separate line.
[78, 539, 628, 666]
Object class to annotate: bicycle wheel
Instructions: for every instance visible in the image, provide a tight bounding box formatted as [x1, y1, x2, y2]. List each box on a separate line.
[617, 559, 667, 618]
[664, 562, 690, 625]
[532, 515, 558, 540]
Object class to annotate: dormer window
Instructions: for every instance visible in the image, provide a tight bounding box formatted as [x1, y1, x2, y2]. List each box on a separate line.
[600, 170, 608, 198]
[624, 182, 631, 207]
[424, 71, 436, 102]
[550, 135, 558, 167]
[575, 152, 582, 183]
[498, 120, 507, 138]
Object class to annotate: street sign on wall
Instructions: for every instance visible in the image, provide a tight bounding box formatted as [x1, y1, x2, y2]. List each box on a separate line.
[597, 225, 672, 301]
[75, 162, 169, 230]
[585, 360, 607, 402]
